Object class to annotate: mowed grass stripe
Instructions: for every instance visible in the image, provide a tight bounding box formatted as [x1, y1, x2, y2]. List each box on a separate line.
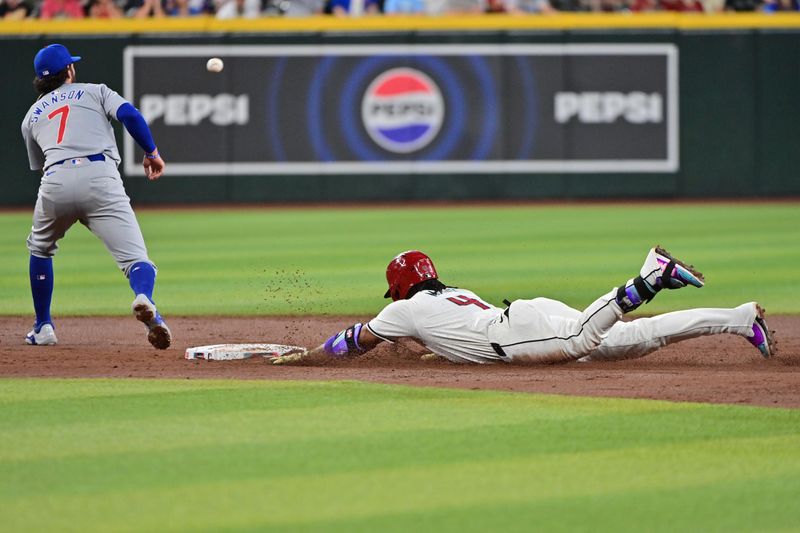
[4, 436, 799, 532]
[0, 380, 788, 461]
[0, 381, 686, 462]
[1, 379, 798, 532]
[2, 417, 797, 499]
[263, 475, 800, 533]
[0, 203, 798, 315]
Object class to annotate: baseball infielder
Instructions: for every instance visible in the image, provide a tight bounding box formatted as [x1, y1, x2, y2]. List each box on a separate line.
[273, 248, 775, 364]
[21, 44, 171, 349]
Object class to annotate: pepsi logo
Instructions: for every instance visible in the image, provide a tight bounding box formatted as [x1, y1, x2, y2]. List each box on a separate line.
[361, 68, 444, 154]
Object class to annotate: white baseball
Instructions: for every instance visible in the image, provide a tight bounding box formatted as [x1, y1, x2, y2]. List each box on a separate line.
[206, 57, 224, 73]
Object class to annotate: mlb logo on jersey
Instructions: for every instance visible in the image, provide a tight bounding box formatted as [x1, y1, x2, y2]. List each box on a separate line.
[361, 68, 444, 154]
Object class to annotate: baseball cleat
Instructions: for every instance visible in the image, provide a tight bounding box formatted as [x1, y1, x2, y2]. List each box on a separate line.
[132, 294, 172, 350]
[25, 323, 58, 346]
[641, 246, 705, 290]
[747, 304, 776, 358]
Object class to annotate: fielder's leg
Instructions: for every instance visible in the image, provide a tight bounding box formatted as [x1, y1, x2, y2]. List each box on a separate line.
[25, 168, 80, 345]
[26, 255, 57, 346]
[129, 263, 171, 350]
[582, 302, 775, 361]
[78, 167, 171, 349]
[129, 261, 157, 301]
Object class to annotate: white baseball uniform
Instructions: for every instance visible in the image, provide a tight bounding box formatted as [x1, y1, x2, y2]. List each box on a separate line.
[367, 287, 759, 364]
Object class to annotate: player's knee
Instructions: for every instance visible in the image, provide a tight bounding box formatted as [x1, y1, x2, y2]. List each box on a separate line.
[121, 259, 157, 278]
[567, 335, 603, 359]
[27, 238, 56, 259]
[28, 248, 54, 259]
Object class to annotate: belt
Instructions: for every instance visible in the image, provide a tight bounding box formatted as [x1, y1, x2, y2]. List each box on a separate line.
[490, 299, 514, 359]
[491, 343, 507, 358]
[46, 153, 105, 171]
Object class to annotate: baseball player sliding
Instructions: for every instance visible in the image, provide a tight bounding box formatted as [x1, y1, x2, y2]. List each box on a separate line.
[274, 247, 775, 365]
[21, 44, 171, 349]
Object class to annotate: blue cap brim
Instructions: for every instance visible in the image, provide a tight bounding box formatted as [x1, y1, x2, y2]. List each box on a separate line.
[71, 56, 81, 63]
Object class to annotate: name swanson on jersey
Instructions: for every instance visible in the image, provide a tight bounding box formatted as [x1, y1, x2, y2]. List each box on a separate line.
[28, 89, 86, 125]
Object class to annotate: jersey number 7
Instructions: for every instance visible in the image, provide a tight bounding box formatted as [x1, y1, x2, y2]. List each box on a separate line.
[447, 295, 490, 310]
[48, 105, 70, 145]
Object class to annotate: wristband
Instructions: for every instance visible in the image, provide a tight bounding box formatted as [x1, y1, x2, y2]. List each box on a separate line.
[145, 149, 159, 160]
[323, 323, 364, 357]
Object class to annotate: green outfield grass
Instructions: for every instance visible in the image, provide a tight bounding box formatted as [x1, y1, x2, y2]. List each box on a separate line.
[0, 378, 798, 532]
[0, 203, 798, 316]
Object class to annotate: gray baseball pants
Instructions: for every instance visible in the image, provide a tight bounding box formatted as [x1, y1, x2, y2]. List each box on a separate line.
[26, 157, 153, 277]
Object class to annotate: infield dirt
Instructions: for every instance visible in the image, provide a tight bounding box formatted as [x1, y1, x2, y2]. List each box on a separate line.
[2, 315, 798, 408]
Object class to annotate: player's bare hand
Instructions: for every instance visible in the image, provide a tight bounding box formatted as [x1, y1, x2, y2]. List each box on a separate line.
[272, 351, 308, 365]
[419, 353, 442, 362]
[143, 154, 166, 181]
[273, 345, 322, 365]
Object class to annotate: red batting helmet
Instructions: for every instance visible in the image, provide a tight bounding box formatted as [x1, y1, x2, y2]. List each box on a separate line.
[384, 250, 439, 301]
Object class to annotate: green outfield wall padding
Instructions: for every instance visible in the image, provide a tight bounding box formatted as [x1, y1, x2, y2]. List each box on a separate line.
[3, 28, 799, 205]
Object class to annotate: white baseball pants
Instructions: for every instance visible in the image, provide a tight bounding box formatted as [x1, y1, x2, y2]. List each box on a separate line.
[487, 290, 624, 363]
[488, 295, 757, 363]
[581, 301, 758, 362]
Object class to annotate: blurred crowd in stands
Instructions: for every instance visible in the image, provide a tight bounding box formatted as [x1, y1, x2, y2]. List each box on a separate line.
[1, 0, 796, 21]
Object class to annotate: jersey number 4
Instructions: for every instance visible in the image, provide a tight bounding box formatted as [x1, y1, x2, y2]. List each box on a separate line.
[47, 105, 70, 145]
[446, 295, 490, 310]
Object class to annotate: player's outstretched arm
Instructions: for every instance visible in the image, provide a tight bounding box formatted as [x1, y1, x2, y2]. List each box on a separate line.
[273, 322, 383, 365]
[116, 103, 166, 180]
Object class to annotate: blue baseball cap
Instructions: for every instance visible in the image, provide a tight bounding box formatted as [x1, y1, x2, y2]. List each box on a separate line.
[34, 44, 81, 79]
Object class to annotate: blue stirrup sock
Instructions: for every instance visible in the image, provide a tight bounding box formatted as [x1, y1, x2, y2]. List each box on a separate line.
[128, 261, 157, 302]
[29, 255, 54, 330]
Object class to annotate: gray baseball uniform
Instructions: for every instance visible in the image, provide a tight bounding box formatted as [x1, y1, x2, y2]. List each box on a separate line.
[21, 83, 151, 276]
